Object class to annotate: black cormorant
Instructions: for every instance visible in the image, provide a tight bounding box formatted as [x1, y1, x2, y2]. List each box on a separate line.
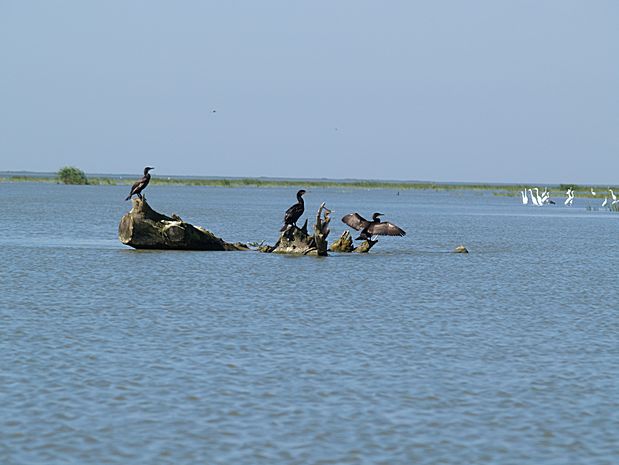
[280, 189, 306, 231]
[125, 167, 154, 201]
[341, 212, 406, 240]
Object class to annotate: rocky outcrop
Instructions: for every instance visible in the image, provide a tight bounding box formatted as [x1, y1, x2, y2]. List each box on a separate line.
[118, 198, 247, 251]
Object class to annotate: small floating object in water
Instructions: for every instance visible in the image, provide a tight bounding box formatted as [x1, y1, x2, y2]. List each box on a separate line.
[453, 245, 469, 254]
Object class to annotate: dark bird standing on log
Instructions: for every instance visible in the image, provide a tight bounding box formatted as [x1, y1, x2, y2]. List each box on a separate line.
[341, 212, 406, 240]
[125, 167, 154, 201]
[280, 189, 306, 231]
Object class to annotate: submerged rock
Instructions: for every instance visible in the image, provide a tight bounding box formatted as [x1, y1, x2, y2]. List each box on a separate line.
[118, 198, 247, 251]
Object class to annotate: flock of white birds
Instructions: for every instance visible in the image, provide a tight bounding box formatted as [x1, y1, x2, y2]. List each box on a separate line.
[519, 187, 618, 208]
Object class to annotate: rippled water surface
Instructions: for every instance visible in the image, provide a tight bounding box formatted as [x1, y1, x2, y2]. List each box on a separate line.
[1, 183, 618, 465]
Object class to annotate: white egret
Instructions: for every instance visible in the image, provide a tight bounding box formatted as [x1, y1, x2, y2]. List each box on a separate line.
[529, 189, 540, 206]
[591, 187, 596, 196]
[534, 188, 544, 206]
[520, 190, 528, 205]
[609, 189, 617, 202]
[564, 188, 574, 206]
[602, 197, 608, 207]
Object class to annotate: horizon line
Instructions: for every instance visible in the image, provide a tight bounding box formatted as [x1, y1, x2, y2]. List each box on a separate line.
[0, 170, 604, 188]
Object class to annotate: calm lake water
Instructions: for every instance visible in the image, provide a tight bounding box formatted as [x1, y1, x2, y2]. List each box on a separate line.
[1, 183, 618, 465]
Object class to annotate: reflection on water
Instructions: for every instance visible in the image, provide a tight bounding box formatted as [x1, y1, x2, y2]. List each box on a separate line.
[1, 183, 618, 464]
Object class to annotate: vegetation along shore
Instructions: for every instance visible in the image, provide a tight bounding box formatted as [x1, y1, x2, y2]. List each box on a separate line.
[1, 167, 617, 198]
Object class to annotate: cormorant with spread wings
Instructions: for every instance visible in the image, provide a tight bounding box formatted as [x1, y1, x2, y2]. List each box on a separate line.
[341, 212, 406, 240]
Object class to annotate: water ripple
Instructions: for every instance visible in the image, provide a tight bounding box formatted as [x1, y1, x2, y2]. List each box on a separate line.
[1, 185, 618, 464]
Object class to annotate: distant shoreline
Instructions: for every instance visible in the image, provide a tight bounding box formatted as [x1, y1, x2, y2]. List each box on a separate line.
[0, 173, 614, 196]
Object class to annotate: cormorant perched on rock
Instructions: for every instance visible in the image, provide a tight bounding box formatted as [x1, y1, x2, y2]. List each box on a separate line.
[280, 189, 306, 231]
[341, 212, 406, 240]
[125, 167, 154, 201]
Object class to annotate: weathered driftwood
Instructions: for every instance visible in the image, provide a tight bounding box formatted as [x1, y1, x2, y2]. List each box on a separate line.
[262, 203, 331, 256]
[118, 198, 247, 251]
[329, 230, 377, 253]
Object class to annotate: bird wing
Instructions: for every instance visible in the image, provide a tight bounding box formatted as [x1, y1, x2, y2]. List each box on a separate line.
[284, 203, 303, 224]
[367, 222, 406, 236]
[129, 179, 143, 195]
[341, 213, 370, 231]
[131, 175, 151, 194]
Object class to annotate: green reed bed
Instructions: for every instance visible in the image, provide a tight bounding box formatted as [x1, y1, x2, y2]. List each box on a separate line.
[2, 174, 617, 198]
[91, 177, 547, 192]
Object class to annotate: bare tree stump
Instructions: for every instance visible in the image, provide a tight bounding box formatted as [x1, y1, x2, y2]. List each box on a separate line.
[265, 203, 331, 256]
[329, 230, 377, 253]
[118, 198, 247, 251]
[312, 202, 330, 256]
[352, 238, 377, 253]
[330, 230, 354, 252]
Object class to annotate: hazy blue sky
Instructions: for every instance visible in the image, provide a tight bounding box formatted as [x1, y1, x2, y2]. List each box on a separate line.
[1, 1, 617, 183]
